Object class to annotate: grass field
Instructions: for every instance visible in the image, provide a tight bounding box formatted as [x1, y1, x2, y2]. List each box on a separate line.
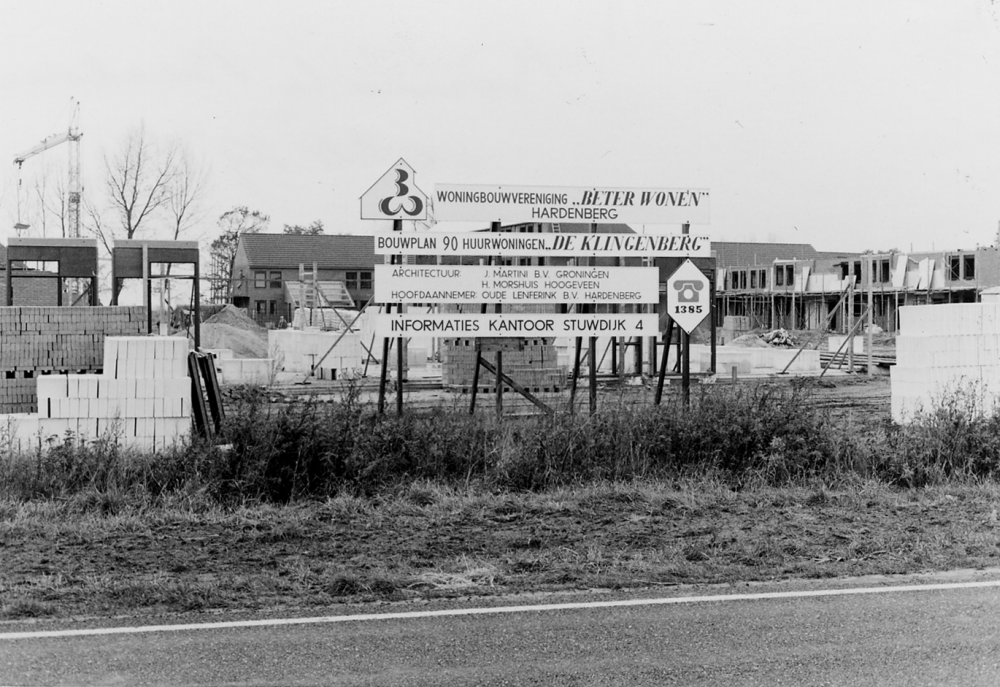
[4, 376, 1000, 621]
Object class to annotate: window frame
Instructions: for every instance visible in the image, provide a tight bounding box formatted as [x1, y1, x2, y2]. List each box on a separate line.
[254, 271, 267, 289]
[963, 255, 975, 281]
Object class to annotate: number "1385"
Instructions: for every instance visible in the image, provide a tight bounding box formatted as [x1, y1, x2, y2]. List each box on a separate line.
[673, 305, 703, 314]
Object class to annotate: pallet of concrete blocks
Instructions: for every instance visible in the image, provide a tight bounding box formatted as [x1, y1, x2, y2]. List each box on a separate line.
[29, 336, 192, 452]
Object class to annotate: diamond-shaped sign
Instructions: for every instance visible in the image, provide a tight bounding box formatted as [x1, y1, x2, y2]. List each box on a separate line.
[360, 158, 428, 221]
[666, 259, 710, 333]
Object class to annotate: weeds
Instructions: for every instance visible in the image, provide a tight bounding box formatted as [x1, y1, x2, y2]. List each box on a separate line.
[4, 380, 1000, 505]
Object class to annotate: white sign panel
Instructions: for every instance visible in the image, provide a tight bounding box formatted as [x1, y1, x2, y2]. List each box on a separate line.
[433, 184, 710, 224]
[375, 313, 658, 338]
[666, 259, 711, 334]
[374, 232, 709, 258]
[374, 265, 659, 304]
[360, 158, 428, 221]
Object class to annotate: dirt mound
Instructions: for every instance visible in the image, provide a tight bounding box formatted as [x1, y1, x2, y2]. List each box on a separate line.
[200, 322, 268, 359]
[204, 304, 264, 332]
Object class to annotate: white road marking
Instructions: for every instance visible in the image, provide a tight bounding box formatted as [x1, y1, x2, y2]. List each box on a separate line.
[3, 579, 1000, 640]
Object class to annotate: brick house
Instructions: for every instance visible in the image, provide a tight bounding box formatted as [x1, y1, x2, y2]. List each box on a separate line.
[230, 234, 377, 326]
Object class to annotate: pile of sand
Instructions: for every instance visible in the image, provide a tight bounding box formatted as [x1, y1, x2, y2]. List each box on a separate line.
[204, 304, 264, 332]
[195, 305, 269, 359]
[200, 323, 268, 359]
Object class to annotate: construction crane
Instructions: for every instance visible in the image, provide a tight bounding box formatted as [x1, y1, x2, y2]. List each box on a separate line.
[13, 99, 82, 238]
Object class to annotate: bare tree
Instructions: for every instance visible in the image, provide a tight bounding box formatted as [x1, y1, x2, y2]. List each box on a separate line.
[93, 125, 175, 247]
[34, 164, 69, 238]
[166, 149, 209, 242]
[209, 206, 270, 303]
[282, 220, 324, 235]
[163, 150, 210, 308]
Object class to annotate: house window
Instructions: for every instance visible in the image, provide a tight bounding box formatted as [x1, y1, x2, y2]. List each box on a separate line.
[254, 271, 267, 288]
[853, 262, 861, 283]
[880, 259, 891, 283]
[269, 271, 282, 288]
[269, 300, 278, 315]
[963, 255, 975, 280]
[786, 265, 794, 287]
[759, 269, 767, 289]
[346, 271, 373, 290]
[949, 256, 961, 281]
[750, 271, 758, 289]
[776, 266, 784, 287]
[255, 301, 267, 316]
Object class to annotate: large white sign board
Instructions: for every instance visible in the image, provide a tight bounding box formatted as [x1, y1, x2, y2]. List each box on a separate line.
[374, 265, 659, 304]
[374, 232, 709, 258]
[433, 184, 710, 224]
[666, 259, 711, 333]
[360, 159, 428, 221]
[374, 313, 658, 338]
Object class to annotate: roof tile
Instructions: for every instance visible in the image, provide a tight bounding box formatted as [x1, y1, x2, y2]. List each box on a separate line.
[240, 234, 375, 269]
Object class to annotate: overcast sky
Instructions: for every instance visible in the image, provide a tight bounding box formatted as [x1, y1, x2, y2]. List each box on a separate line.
[0, 0, 998, 253]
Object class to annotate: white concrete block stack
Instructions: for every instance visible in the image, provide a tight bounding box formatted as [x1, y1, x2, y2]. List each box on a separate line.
[891, 303, 1000, 422]
[268, 329, 366, 380]
[0, 336, 191, 453]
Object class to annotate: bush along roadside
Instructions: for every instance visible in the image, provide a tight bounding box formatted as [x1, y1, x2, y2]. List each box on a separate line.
[4, 380, 1000, 504]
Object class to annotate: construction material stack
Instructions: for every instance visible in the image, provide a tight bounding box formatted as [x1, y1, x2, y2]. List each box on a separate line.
[891, 303, 1000, 423]
[0, 335, 191, 452]
[0, 306, 146, 413]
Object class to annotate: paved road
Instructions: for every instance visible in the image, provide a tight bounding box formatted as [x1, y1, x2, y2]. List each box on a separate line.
[3, 578, 1000, 686]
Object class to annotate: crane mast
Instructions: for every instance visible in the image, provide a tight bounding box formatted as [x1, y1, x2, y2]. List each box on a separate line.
[12, 100, 82, 238]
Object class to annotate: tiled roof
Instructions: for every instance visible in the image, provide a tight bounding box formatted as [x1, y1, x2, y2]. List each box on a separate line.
[240, 234, 375, 269]
[712, 242, 840, 267]
[547, 223, 637, 234]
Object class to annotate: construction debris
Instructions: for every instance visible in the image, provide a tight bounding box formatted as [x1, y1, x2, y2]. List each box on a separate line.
[761, 329, 796, 347]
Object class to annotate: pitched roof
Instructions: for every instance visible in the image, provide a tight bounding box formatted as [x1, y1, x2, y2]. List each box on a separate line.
[547, 223, 637, 234]
[240, 234, 375, 269]
[712, 242, 837, 267]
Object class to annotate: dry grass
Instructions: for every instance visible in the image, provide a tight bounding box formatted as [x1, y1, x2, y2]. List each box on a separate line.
[4, 479, 1000, 620]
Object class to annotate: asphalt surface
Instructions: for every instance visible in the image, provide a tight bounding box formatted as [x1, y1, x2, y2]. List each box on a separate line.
[3, 576, 1000, 686]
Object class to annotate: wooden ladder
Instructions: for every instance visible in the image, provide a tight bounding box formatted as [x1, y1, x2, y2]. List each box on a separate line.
[298, 262, 318, 329]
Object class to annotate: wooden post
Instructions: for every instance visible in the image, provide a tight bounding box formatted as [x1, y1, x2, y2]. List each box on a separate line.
[394, 220, 404, 414]
[569, 332, 583, 414]
[867, 256, 873, 377]
[847, 280, 855, 373]
[143, 243, 151, 334]
[496, 350, 503, 416]
[378, 303, 392, 415]
[193, 258, 202, 351]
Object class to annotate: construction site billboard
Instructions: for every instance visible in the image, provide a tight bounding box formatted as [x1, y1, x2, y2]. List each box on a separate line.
[433, 184, 710, 224]
[374, 231, 709, 258]
[373, 265, 659, 304]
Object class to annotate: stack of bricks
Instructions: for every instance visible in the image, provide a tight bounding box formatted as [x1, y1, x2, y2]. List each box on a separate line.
[0, 336, 191, 453]
[441, 338, 565, 392]
[0, 306, 146, 413]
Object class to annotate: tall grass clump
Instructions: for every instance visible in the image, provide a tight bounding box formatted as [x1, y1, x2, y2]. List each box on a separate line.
[11, 378, 1000, 504]
[875, 385, 1000, 487]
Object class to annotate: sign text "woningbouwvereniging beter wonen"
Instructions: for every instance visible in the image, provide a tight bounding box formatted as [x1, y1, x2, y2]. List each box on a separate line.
[433, 184, 710, 224]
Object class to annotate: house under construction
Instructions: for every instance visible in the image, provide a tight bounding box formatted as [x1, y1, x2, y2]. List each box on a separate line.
[714, 243, 998, 333]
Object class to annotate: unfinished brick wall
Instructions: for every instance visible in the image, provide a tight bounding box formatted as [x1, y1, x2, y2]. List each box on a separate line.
[0, 306, 147, 413]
